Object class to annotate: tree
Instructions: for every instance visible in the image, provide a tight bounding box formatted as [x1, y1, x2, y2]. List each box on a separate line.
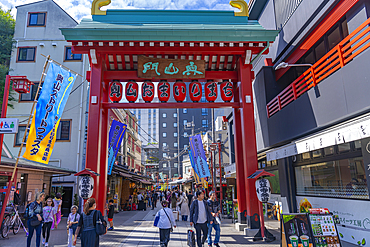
[0, 7, 16, 114]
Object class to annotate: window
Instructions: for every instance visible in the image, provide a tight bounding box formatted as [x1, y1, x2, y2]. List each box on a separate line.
[20, 82, 42, 101]
[174, 163, 178, 168]
[174, 143, 178, 147]
[174, 132, 178, 137]
[174, 153, 177, 157]
[295, 157, 369, 199]
[184, 132, 188, 137]
[15, 120, 71, 146]
[28, 12, 46, 26]
[163, 162, 167, 167]
[173, 113, 177, 118]
[17, 47, 36, 62]
[64, 47, 82, 61]
[183, 108, 187, 114]
[183, 120, 187, 126]
[202, 108, 208, 115]
[163, 123, 167, 128]
[174, 122, 177, 127]
[202, 119, 208, 128]
[163, 143, 167, 147]
[163, 132, 167, 137]
[163, 113, 167, 118]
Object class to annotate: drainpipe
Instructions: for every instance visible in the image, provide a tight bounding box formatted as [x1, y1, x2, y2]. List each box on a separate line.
[250, 42, 270, 64]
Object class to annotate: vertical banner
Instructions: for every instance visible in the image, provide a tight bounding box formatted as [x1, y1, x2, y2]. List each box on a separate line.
[159, 172, 165, 183]
[107, 120, 127, 175]
[189, 134, 211, 178]
[24, 63, 77, 164]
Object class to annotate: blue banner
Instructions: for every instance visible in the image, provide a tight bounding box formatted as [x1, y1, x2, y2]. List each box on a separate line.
[107, 120, 127, 175]
[189, 134, 211, 178]
[159, 172, 164, 182]
[24, 63, 77, 164]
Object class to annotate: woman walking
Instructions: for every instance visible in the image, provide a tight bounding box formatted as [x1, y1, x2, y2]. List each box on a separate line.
[67, 205, 80, 247]
[171, 192, 177, 210]
[178, 192, 190, 221]
[27, 192, 45, 247]
[42, 197, 56, 246]
[155, 200, 176, 247]
[52, 193, 62, 230]
[73, 198, 107, 247]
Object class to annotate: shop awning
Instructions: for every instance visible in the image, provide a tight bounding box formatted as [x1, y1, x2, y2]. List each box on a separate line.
[119, 172, 132, 178]
[139, 179, 152, 184]
[169, 178, 188, 185]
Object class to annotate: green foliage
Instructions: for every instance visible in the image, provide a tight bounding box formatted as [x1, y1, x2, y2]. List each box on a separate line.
[0, 7, 16, 113]
[73, 194, 79, 207]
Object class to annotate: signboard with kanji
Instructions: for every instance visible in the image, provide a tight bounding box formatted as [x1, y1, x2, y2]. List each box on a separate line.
[138, 55, 205, 79]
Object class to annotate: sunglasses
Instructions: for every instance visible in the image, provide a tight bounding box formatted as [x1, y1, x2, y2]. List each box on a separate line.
[47, 201, 52, 203]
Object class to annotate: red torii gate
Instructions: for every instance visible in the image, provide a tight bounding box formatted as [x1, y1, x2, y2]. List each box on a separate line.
[62, 0, 278, 229]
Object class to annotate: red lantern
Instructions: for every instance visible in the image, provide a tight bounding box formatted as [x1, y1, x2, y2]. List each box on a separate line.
[142, 80, 155, 103]
[220, 80, 233, 102]
[205, 80, 217, 102]
[125, 80, 138, 103]
[158, 80, 171, 102]
[189, 80, 202, 102]
[173, 80, 186, 102]
[109, 80, 123, 102]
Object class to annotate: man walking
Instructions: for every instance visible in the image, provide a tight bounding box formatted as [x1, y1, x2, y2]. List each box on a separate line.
[190, 191, 213, 247]
[152, 190, 158, 209]
[207, 191, 221, 247]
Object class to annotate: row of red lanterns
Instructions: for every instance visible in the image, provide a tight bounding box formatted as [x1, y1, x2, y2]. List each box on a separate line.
[109, 80, 233, 103]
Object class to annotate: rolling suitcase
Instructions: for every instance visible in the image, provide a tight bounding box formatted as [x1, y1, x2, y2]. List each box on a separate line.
[172, 211, 179, 221]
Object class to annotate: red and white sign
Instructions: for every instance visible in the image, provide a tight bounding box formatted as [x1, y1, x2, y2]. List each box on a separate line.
[173, 80, 186, 102]
[189, 80, 202, 102]
[205, 80, 217, 102]
[158, 80, 171, 102]
[125, 80, 138, 103]
[109, 80, 123, 102]
[142, 80, 155, 102]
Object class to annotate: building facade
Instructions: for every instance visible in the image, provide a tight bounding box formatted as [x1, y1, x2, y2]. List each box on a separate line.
[249, 0, 370, 245]
[4, 0, 88, 214]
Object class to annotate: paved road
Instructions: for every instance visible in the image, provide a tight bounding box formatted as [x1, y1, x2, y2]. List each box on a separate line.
[0, 203, 281, 247]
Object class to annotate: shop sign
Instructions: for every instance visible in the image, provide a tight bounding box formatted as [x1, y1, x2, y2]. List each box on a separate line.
[0, 118, 19, 134]
[138, 55, 205, 79]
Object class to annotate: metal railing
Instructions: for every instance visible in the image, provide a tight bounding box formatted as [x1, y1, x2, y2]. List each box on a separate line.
[267, 17, 370, 117]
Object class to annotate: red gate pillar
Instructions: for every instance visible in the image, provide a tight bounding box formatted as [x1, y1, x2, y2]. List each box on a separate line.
[85, 56, 107, 213]
[237, 58, 260, 229]
[232, 83, 248, 224]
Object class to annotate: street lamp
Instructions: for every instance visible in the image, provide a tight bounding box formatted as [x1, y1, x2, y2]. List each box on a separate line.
[274, 61, 313, 70]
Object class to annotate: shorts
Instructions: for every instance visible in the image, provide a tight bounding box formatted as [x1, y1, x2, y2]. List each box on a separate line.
[108, 218, 113, 222]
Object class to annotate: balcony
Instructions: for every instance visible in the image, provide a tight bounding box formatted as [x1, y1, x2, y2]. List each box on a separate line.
[267, 17, 370, 118]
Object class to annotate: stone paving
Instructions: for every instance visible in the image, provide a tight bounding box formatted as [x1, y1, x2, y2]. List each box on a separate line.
[0, 202, 281, 247]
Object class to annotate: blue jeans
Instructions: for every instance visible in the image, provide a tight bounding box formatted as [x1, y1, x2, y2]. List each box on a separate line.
[27, 220, 42, 247]
[207, 222, 220, 245]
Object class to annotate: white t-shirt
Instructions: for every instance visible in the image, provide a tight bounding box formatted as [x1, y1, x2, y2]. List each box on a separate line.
[197, 200, 207, 224]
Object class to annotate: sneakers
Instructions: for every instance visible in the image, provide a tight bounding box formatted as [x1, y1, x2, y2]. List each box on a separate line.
[108, 227, 114, 231]
[42, 238, 45, 245]
[45, 243, 49, 247]
[214, 244, 220, 247]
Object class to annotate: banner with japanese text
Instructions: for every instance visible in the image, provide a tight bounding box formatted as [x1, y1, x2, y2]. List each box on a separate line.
[159, 172, 165, 183]
[24, 63, 76, 164]
[107, 120, 127, 175]
[189, 134, 210, 178]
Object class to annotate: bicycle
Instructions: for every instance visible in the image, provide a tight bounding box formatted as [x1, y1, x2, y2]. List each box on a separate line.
[1, 203, 28, 238]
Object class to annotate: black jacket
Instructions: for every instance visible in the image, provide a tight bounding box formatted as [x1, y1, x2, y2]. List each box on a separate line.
[189, 199, 213, 224]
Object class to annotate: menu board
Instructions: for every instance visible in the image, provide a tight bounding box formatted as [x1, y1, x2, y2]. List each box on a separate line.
[308, 214, 341, 247]
[282, 214, 314, 247]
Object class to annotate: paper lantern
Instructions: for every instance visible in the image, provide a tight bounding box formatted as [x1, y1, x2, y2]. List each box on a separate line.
[220, 80, 233, 102]
[125, 80, 138, 103]
[205, 80, 217, 102]
[158, 80, 171, 102]
[78, 176, 94, 200]
[255, 178, 271, 203]
[189, 80, 202, 102]
[142, 80, 155, 103]
[173, 80, 186, 102]
[109, 80, 123, 102]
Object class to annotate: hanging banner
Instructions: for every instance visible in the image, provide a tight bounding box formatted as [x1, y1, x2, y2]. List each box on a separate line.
[159, 172, 165, 183]
[107, 120, 127, 175]
[24, 63, 76, 164]
[189, 134, 211, 178]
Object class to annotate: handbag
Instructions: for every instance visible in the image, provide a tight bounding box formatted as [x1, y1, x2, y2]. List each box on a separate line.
[153, 214, 160, 227]
[94, 211, 107, 235]
[187, 229, 196, 247]
[163, 209, 173, 233]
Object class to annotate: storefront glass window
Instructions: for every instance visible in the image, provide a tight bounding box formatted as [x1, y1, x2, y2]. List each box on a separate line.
[302, 152, 310, 160]
[324, 146, 335, 156]
[312, 150, 322, 158]
[295, 157, 369, 199]
[266, 170, 280, 194]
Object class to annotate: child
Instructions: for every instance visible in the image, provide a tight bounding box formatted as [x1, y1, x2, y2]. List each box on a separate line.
[43, 197, 57, 247]
[52, 193, 62, 230]
[67, 205, 80, 247]
[155, 200, 177, 247]
[108, 199, 115, 230]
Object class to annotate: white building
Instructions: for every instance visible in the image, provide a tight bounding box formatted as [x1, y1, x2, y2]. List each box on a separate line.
[4, 0, 89, 214]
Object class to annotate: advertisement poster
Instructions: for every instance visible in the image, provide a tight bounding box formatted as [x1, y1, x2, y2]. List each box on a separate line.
[297, 196, 370, 246]
[107, 120, 127, 175]
[283, 214, 314, 247]
[24, 63, 77, 164]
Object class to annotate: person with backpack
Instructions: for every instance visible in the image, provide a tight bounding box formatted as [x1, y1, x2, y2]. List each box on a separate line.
[154, 200, 177, 247]
[42, 197, 57, 247]
[67, 205, 80, 247]
[73, 198, 107, 247]
[26, 192, 45, 247]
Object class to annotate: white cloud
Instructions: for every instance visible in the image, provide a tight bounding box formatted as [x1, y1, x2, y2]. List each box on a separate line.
[0, 0, 238, 22]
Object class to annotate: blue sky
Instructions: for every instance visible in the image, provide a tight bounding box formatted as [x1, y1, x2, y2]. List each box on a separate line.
[0, 0, 240, 22]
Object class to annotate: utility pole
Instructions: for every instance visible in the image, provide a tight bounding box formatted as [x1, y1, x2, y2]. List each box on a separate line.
[177, 108, 180, 177]
[211, 108, 216, 192]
